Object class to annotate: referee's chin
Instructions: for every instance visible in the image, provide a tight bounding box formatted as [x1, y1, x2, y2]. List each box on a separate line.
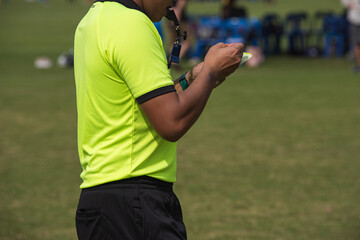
[151, 16, 163, 23]
[148, 10, 165, 23]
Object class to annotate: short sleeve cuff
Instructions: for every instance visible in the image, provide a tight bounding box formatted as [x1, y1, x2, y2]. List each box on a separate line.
[136, 85, 176, 104]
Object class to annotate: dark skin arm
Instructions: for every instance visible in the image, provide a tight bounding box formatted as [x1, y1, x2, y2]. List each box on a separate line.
[172, 61, 202, 93]
[141, 43, 244, 142]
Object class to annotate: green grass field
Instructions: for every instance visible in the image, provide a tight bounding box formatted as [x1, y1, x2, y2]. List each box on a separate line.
[0, 0, 359, 239]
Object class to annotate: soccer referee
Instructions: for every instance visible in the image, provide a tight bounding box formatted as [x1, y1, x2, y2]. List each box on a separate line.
[74, 0, 244, 239]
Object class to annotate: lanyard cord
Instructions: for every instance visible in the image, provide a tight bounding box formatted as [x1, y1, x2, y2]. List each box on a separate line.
[165, 8, 187, 68]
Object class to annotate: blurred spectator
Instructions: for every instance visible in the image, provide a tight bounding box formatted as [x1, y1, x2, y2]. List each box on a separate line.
[247, 0, 275, 4]
[263, 0, 275, 4]
[341, 0, 360, 72]
[221, 0, 247, 19]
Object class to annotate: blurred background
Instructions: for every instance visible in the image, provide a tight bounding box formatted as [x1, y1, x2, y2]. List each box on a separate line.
[0, 0, 359, 239]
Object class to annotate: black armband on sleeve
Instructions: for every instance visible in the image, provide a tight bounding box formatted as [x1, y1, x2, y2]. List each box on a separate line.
[136, 85, 176, 104]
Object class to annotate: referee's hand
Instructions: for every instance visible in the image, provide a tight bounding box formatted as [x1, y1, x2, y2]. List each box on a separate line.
[202, 42, 244, 88]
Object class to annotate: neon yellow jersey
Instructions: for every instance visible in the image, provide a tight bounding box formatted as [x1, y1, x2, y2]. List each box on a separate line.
[74, 2, 177, 188]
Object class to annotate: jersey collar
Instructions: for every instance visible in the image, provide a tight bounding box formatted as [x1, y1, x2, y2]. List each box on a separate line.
[95, 0, 144, 14]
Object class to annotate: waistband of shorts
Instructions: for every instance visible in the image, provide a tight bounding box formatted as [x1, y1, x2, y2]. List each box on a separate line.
[82, 176, 173, 191]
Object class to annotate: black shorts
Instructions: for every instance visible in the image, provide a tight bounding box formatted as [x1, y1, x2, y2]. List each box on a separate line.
[76, 176, 187, 240]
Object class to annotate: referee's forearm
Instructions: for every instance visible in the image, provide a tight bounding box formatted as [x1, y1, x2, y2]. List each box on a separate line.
[171, 68, 216, 137]
[139, 68, 216, 142]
